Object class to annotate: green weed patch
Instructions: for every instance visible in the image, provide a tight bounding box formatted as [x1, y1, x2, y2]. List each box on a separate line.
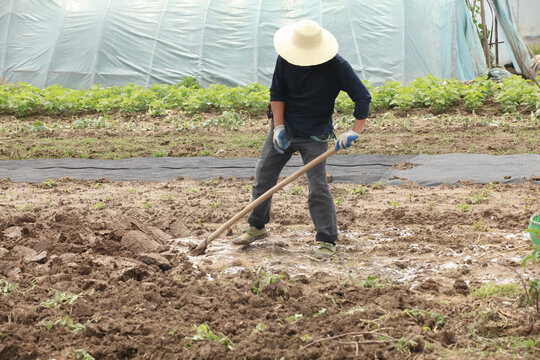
[470, 282, 522, 299]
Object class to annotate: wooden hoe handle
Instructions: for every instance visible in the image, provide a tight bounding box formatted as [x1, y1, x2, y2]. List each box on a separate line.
[192, 147, 337, 255]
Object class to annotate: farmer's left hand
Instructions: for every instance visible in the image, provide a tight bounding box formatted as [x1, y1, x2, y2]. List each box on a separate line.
[335, 130, 359, 151]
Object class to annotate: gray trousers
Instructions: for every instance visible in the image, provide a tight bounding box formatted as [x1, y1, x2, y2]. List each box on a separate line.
[248, 128, 338, 243]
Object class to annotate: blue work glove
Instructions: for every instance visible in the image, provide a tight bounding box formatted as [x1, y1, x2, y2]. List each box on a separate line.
[273, 125, 291, 154]
[335, 130, 359, 151]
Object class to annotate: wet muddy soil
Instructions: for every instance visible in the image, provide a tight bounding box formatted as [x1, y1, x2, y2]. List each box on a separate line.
[0, 176, 539, 359]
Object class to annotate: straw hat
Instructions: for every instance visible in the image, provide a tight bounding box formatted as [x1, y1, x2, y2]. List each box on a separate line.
[273, 19, 338, 66]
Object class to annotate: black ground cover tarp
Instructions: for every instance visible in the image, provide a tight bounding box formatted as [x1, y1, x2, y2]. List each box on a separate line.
[1, 154, 539, 186]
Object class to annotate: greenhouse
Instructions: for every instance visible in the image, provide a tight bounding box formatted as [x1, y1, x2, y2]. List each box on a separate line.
[0, 0, 532, 89]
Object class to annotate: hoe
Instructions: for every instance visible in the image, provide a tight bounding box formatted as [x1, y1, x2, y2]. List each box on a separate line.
[191, 147, 336, 255]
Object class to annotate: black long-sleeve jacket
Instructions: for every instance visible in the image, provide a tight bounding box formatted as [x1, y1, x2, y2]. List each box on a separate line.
[270, 54, 371, 136]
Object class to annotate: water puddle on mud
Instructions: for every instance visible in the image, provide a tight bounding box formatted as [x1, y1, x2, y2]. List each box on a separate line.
[169, 227, 538, 290]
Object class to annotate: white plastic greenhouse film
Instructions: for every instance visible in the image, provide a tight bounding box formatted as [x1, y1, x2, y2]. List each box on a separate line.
[509, 0, 540, 39]
[0, 0, 490, 89]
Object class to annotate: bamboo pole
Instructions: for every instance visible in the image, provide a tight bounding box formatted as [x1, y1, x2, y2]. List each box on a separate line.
[480, 0, 492, 68]
[495, 17, 499, 65]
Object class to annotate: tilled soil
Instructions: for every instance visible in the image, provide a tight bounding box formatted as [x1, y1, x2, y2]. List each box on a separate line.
[0, 176, 539, 359]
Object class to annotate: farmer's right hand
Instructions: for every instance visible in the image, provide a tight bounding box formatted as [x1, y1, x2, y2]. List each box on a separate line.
[273, 125, 290, 154]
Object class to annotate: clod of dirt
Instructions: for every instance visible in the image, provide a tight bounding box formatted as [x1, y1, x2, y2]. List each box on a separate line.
[417, 279, 440, 293]
[85, 322, 104, 338]
[121, 230, 162, 253]
[389, 176, 408, 181]
[4, 266, 22, 280]
[394, 261, 408, 269]
[452, 278, 470, 295]
[168, 220, 191, 238]
[3, 226, 22, 240]
[145, 226, 172, 244]
[434, 330, 457, 346]
[81, 279, 107, 291]
[140, 253, 172, 271]
[506, 323, 540, 337]
[11, 246, 47, 264]
[292, 274, 310, 284]
[410, 336, 425, 352]
[116, 266, 151, 282]
[390, 161, 421, 170]
[383, 207, 406, 219]
[261, 282, 288, 300]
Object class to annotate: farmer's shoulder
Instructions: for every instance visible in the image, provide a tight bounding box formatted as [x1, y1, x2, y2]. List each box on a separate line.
[327, 54, 356, 79]
[329, 54, 355, 69]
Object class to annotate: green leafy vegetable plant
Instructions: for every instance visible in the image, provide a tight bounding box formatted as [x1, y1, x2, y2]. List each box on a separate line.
[290, 185, 305, 195]
[43, 315, 85, 333]
[469, 183, 494, 205]
[285, 313, 303, 324]
[388, 200, 401, 210]
[41, 178, 56, 188]
[142, 201, 157, 209]
[93, 202, 105, 210]
[75, 349, 95, 360]
[312, 308, 326, 317]
[404, 309, 446, 331]
[351, 184, 368, 196]
[252, 267, 285, 295]
[185, 324, 234, 350]
[0, 279, 19, 296]
[40, 289, 84, 308]
[346, 275, 385, 288]
[1, 74, 537, 118]
[252, 323, 267, 333]
[372, 181, 383, 190]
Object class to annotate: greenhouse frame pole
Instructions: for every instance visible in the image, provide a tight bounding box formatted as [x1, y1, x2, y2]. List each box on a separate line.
[480, 0, 492, 68]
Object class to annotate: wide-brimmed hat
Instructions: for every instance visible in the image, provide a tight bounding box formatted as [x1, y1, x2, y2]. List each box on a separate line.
[273, 19, 338, 66]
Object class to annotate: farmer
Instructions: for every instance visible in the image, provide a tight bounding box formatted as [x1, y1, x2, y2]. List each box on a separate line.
[234, 19, 371, 258]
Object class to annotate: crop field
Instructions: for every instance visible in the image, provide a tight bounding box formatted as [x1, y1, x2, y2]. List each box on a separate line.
[0, 76, 539, 359]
